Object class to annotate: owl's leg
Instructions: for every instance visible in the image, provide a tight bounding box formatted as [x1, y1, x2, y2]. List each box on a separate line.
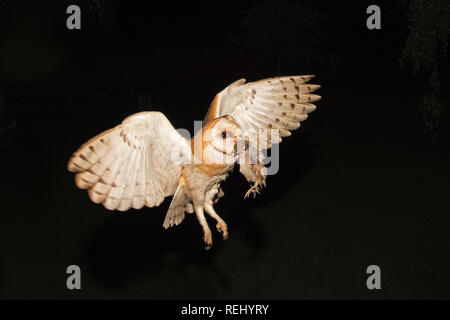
[194, 206, 213, 250]
[204, 203, 228, 240]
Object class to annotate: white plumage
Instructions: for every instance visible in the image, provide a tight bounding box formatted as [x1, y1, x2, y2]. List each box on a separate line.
[68, 75, 321, 249]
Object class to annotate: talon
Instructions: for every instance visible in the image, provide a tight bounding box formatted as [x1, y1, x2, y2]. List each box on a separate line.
[244, 184, 260, 199]
[204, 230, 213, 250]
[216, 222, 229, 240]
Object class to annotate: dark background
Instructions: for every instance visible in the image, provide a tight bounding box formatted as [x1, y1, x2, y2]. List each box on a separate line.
[0, 0, 449, 299]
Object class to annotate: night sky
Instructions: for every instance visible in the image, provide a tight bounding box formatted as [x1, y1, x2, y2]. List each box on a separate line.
[0, 0, 449, 299]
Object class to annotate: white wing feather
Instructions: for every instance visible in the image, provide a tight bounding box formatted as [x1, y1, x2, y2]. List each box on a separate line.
[204, 75, 320, 196]
[68, 111, 191, 211]
[205, 75, 320, 148]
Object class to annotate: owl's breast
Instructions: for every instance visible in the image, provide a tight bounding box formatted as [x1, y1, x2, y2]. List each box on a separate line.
[182, 163, 232, 202]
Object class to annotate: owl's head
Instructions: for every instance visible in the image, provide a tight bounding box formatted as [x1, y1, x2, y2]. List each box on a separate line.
[201, 116, 242, 164]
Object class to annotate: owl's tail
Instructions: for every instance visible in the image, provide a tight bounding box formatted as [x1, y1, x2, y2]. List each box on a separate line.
[163, 178, 193, 229]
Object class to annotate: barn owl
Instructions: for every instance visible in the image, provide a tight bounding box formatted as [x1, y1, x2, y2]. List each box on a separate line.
[68, 75, 321, 249]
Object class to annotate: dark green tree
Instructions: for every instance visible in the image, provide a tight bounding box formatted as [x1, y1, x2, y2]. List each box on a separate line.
[0, 82, 16, 155]
[89, 0, 112, 22]
[400, 0, 450, 145]
[235, 0, 322, 75]
[0, 0, 17, 154]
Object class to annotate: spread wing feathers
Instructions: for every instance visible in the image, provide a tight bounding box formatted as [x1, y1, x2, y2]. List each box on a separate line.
[205, 75, 320, 149]
[205, 75, 320, 197]
[67, 111, 191, 211]
[163, 177, 194, 229]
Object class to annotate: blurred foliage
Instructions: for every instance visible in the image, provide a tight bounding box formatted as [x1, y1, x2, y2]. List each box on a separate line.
[0, 2, 68, 87]
[400, 0, 449, 74]
[0, 84, 6, 117]
[233, 0, 322, 74]
[89, 0, 112, 22]
[400, 0, 450, 145]
[420, 64, 443, 143]
[0, 84, 16, 156]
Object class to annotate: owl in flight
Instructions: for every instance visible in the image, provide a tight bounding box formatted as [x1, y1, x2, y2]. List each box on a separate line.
[68, 75, 321, 249]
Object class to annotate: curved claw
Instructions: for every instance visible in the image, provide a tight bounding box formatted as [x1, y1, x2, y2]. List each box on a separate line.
[204, 229, 213, 250]
[216, 222, 229, 240]
[244, 183, 261, 199]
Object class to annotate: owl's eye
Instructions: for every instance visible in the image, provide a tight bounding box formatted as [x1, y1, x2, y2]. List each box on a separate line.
[221, 131, 230, 139]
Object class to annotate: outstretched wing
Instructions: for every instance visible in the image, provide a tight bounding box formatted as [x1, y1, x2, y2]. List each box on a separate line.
[67, 111, 191, 211]
[204, 75, 320, 196]
[204, 75, 320, 148]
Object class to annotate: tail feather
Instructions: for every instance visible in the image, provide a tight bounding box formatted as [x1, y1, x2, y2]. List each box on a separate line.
[163, 178, 192, 229]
